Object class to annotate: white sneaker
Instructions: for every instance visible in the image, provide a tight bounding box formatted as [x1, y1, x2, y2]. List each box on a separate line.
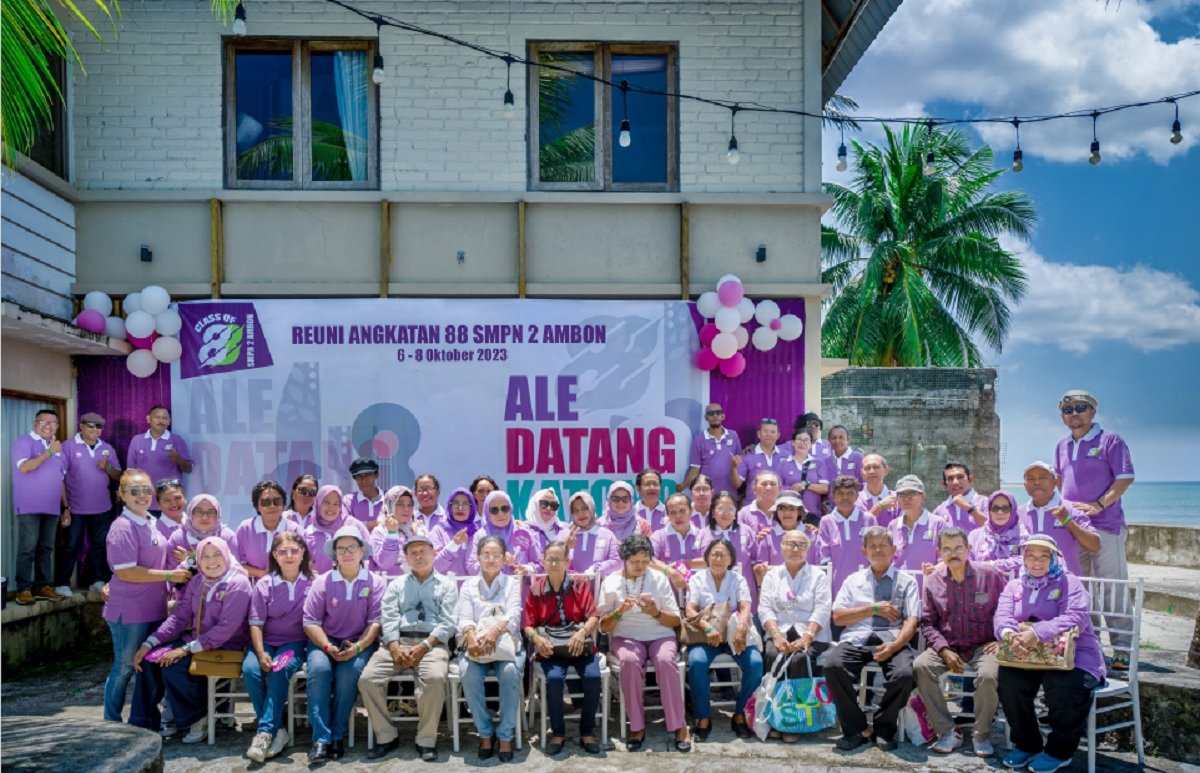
[973, 737, 995, 758]
[182, 718, 208, 744]
[90, 580, 106, 593]
[930, 729, 963, 754]
[267, 729, 290, 758]
[54, 586, 74, 598]
[246, 731, 272, 763]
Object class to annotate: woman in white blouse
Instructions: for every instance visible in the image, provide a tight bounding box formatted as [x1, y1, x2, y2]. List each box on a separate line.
[758, 528, 832, 743]
[456, 535, 524, 762]
[597, 533, 690, 752]
[684, 536, 763, 740]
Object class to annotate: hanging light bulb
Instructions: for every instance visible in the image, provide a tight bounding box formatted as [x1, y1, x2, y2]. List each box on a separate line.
[923, 151, 936, 177]
[1170, 101, 1183, 145]
[1010, 118, 1023, 172]
[372, 53, 385, 85]
[502, 56, 515, 120]
[232, 1, 247, 36]
[1089, 112, 1102, 165]
[835, 120, 847, 171]
[726, 136, 739, 165]
[617, 80, 632, 148]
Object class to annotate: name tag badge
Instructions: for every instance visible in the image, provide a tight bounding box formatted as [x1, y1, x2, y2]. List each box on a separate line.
[359, 586, 371, 598]
[847, 462, 856, 470]
[1087, 448, 1101, 458]
[925, 529, 935, 541]
[974, 592, 989, 605]
[165, 444, 174, 451]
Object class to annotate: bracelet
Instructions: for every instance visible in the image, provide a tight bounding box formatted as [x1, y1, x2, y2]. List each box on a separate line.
[704, 626, 715, 634]
[166, 570, 172, 583]
[354, 642, 362, 655]
[1062, 513, 1073, 525]
[610, 611, 623, 622]
[873, 603, 879, 615]
[323, 643, 335, 654]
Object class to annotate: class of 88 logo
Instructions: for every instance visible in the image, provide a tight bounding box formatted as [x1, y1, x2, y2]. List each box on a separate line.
[199, 322, 244, 368]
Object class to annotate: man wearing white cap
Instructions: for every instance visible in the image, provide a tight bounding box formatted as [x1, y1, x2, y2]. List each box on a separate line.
[1018, 461, 1099, 578]
[1053, 389, 1135, 669]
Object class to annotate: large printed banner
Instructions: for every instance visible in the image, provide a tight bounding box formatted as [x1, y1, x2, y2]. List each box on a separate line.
[172, 299, 706, 523]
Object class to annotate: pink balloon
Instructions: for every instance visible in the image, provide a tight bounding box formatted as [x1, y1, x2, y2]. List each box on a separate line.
[695, 347, 719, 371]
[699, 323, 719, 347]
[127, 333, 158, 350]
[75, 309, 106, 334]
[719, 352, 746, 378]
[717, 279, 744, 307]
[770, 318, 783, 331]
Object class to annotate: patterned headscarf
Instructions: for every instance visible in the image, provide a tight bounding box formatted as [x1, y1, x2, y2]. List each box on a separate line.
[183, 494, 223, 541]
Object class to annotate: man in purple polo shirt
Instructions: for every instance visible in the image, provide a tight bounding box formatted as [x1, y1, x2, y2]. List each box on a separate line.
[57, 412, 123, 596]
[795, 412, 831, 461]
[11, 409, 68, 604]
[818, 426, 864, 514]
[343, 458, 384, 531]
[1053, 389, 1136, 669]
[730, 418, 788, 492]
[932, 461, 987, 533]
[1019, 461, 1100, 577]
[126, 406, 193, 512]
[677, 403, 740, 496]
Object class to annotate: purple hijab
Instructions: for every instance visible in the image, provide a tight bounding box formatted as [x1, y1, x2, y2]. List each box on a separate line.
[600, 481, 639, 539]
[982, 490, 1025, 555]
[308, 484, 348, 536]
[443, 486, 480, 539]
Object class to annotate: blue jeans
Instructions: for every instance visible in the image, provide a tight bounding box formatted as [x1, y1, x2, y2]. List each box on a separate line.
[461, 657, 525, 742]
[104, 618, 161, 727]
[306, 644, 377, 744]
[243, 641, 307, 736]
[686, 643, 764, 719]
[56, 511, 112, 587]
[542, 654, 601, 738]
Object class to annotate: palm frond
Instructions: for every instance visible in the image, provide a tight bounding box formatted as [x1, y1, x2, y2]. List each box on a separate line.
[539, 124, 595, 182]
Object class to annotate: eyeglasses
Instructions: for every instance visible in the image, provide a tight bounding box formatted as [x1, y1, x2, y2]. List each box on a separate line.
[259, 497, 284, 507]
[334, 545, 362, 555]
[714, 505, 737, 514]
[296, 487, 317, 497]
[489, 505, 512, 514]
[155, 479, 182, 492]
[1061, 404, 1092, 415]
[939, 545, 969, 555]
[274, 548, 303, 557]
[124, 486, 153, 496]
[705, 409, 724, 416]
[82, 422, 102, 429]
[609, 495, 631, 503]
[538, 500, 560, 511]
[192, 508, 219, 518]
[691, 486, 712, 494]
[989, 504, 1013, 513]
[782, 542, 808, 550]
[450, 501, 473, 510]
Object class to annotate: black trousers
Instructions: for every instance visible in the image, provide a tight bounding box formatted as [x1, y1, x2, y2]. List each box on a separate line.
[997, 666, 1099, 760]
[763, 630, 828, 680]
[824, 638, 914, 740]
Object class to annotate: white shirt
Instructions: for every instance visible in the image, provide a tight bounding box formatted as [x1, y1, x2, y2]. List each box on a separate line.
[832, 565, 920, 647]
[758, 563, 832, 642]
[456, 572, 522, 639]
[597, 569, 679, 642]
[687, 569, 750, 609]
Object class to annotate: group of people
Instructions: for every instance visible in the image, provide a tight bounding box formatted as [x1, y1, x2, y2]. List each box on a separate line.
[11, 389, 1134, 772]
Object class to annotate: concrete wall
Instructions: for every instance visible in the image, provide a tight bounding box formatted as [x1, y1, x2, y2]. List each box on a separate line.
[0, 596, 109, 672]
[0, 339, 74, 399]
[821, 367, 1001, 493]
[1128, 525, 1200, 571]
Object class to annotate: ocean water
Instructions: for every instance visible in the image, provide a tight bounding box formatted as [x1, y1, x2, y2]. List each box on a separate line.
[1002, 481, 1198, 527]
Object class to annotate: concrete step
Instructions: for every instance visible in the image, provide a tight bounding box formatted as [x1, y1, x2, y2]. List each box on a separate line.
[1129, 563, 1200, 619]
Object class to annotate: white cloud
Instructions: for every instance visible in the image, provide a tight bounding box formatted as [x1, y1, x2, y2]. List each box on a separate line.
[827, 0, 1200, 168]
[1005, 237, 1200, 353]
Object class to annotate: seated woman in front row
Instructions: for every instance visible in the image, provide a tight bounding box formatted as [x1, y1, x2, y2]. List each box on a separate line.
[598, 534, 691, 752]
[133, 536, 252, 744]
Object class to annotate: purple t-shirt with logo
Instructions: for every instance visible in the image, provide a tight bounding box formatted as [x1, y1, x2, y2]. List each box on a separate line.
[888, 511, 949, 571]
[11, 433, 65, 515]
[104, 510, 168, 624]
[817, 509, 879, 598]
[302, 567, 387, 642]
[250, 573, 313, 646]
[1054, 425, 1135, 534]
[63, 435, 121, 514]
[126, 431, 191, 510]
[343, 491, 384, 525]
[235, 516, 301, 572]
[688, 427, 741, 497]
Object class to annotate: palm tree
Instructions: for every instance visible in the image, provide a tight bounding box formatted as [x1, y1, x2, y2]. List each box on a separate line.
[821, 123, 1035, 367]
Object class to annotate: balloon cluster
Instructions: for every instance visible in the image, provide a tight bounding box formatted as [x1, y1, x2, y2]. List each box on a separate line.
[75, 287, 183, 378]
[694, 274, 803, 378]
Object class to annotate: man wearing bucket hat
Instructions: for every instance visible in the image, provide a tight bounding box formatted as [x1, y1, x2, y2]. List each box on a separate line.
[358, 533, 456, 762]
[1052, 389, 1135, 670]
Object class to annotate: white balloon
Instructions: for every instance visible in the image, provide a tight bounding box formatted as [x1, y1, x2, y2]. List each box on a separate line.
[123, 292, 143, 313]
[126, 349, 158, 378]
[696, 291, 722, 319]
[83, 291, 113, 316]
[104, 315, 126, 340]
[752, 326, 779, 352]
[754, 299, 781, 325]
[777, 314, 804, 341]
[717, 273, 738, 288]
[155, 309, 182, 336]
[714, 306, 741, 333]
[736, 297, 755, 324]
[140, 285, 171, 315]
[733, 326, 749, 350]
[151, 335, 183, 363]
[711, 332, 738, 359]
[124, 310, 156, 339]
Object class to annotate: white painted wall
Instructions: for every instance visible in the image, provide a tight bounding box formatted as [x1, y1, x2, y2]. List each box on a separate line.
[1, 169, 76, 319]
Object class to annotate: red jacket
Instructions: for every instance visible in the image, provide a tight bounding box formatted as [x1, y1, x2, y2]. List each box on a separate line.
[522, 574, 597, 630]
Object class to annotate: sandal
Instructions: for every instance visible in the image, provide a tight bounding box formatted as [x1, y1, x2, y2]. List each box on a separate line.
[782, 733, 801, 744]
[626, 731, 645, 751]
[675, 728, 692, 753]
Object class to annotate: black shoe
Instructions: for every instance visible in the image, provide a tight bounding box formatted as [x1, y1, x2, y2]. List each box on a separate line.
[368, 738, 400, 760]
[731, 714, 753, 739]
[329, 739, 345, 759]
[497, 743, 514, 762]
[580, 738, 601, 754]
[416, 744, 437, 762]
[626, 732, 645, 751]
[478, 737, 495, 760]
[545, 737, 566, 755]
[835, 733, 870, 751]
[874, 733, 899, 752]
[307, 742, 329, 764]
[693, 720, 712, 741]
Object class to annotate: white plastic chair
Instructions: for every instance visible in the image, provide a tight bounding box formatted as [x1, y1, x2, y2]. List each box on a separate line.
[205, 675, 256, 744]
[608, 648, 687, 741]
[527, 653, 611, 747]
[447, 657, 524, 752]
[1081, 576, 1145, 773]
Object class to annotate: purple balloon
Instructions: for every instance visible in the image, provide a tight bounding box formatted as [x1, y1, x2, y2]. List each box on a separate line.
[699, 323, 719, 347]
[695, 347, 719, 371]
[770, 318, 783, 331]
[717, 278, 744, 307]
[718, 352, 746, 378]
[127, 333, 158, 350]
[75, 309, 106, 334]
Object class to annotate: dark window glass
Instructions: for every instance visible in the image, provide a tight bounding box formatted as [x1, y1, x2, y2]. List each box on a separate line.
[611, 54, 668, 184]
[28, 56, 68, 178]
[537, 52, 596, 184]
[310, 51, 369, 182]
[234, 51, 293, 181]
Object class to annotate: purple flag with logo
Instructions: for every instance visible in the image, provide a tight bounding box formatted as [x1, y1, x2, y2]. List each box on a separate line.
[178, 302, 274, 380]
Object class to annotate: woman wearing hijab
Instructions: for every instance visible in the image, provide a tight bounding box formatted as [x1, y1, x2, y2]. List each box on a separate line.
[164, 494, 239, 575]
[303, 485, 369, 575]
[467, 491, 540, 576]
[526, 488, 568, 555]
[370, 485, 422, 577]
[597, 481, 651, 542]
[563, 491, 621, 579]
[431, 486, 480, 578]
[133, 536, 252, 743]
[968, 490, 1028, 576]
[995, 534, 1106, 772]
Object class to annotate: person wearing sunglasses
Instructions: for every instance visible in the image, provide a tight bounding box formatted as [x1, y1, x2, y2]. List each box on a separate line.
[430, 486, 481, 577]
[235, 480, 300, 578]
[242, 531, 313, 762]
[11, 409, 67, 605]
[525, 487, 568, 555]
[58, 412, 123, 597]
[967, 490, 1028, 577]
[1053, 389, 1136, 671]
[678, 403, 741, 500]
[126, 405, 193, 513]
[730, 417, 788, 492]
[598, 480, 652, 541]
[304, 485, 370, 575]
[285, 474, 319, 526]
[302, 524, 387, 762]
[467, 491, 540, 576]
[102, 469, 193, 728]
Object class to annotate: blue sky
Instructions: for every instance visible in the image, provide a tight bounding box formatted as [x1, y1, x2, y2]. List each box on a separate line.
[826, 0, 1200, 482]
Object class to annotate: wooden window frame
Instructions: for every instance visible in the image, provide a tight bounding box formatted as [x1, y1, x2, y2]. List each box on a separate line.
[528, 41, 678, 193]
[224, 38, 380, 190]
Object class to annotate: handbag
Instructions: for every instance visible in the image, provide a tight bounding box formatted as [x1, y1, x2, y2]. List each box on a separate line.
[467, 600, 519, 664]
[725, 610, 764, 652]
[186, 588, 244, 679]
[679, 601, 729, 645]
[536, 576, 583, 658]
[760, 652, 836, 734]
[996, 623, 1079, 671]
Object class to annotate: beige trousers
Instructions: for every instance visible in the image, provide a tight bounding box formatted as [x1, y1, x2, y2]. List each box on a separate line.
[357, 642, 449, 748]
[913, 646, 999, 739]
